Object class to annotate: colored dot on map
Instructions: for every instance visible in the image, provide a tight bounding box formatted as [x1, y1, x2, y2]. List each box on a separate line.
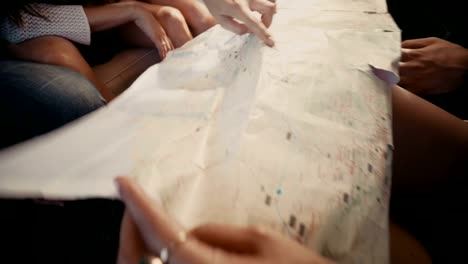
[276, 189, 283, 196]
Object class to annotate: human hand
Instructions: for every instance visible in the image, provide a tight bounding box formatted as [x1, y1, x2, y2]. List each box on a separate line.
[399, 37, 468, 95]
[132, 3, 174, 59]
[84, 2, 174, 59]
[203, 0, 276, 47]
[115, 177, 334, 264]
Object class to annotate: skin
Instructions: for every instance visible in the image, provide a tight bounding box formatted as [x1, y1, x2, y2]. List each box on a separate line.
[129, 0, 217, 36]
[399, 37, 468, 95]
[7, 0, 278, 101]
[7, 1, 206, 101]
[7, 36, 116, 101]
[116, 86, 468, 263]
[203, 0, 277, 47]
[392, 85, 468, 194]
[115, 177, 334, 264]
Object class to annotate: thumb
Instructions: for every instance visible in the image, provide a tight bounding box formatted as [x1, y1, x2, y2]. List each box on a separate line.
[117, 211, 147, 264]
[190, 224, 270, 254]
[116, 178, 250, 264]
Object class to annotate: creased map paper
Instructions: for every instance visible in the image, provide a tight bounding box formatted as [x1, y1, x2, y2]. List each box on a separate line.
[0, 1, 400, 263]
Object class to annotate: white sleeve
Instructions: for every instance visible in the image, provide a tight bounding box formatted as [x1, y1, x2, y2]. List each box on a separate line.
[0, 4, 91, 45]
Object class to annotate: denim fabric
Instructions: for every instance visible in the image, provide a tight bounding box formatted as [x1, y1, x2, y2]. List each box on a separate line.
[0, 61, 120, 263]
[0, 60, 106, 149]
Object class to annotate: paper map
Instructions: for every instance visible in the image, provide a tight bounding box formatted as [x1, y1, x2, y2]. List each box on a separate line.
[0, 1, 400, 262]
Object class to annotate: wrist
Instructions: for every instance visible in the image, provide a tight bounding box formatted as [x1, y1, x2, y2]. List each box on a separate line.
[85, 2, 143, 32]
[127, 1, 146, 21]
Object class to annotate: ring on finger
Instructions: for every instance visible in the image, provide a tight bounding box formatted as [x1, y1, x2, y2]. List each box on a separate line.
[138, 231, 188, 264]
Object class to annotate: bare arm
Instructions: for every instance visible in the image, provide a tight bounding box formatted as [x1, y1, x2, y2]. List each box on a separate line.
[461, 49, 468, 70]
[84, 1, 142, 33]
[138, 0, 275, 44]
[84, 1, 174, 58]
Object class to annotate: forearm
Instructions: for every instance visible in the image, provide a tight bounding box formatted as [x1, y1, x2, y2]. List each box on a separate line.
[138, 0, 193, 10]
[84, 2, 142, 33]
[459, 48, 468, 88]
[8, 36, 115, 101]
[461, 48, 468, 70]
[138, 0, 176, 5]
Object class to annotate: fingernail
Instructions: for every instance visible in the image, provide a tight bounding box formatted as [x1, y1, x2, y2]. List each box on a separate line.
[114, 176, 130, 196]
[266, 36, 275, 47]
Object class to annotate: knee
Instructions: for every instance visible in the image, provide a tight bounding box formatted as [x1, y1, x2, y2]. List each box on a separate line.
[157, 7, 186, 28]
[11, 36, 80, 68]
[43, 65, 106, 117]
[0, 61, 105, 148]
[39, 37, 82, 68]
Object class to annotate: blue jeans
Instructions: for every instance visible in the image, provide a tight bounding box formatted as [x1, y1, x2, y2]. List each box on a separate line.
[0, 61, 120, 263]
[0, 61, 106, 149]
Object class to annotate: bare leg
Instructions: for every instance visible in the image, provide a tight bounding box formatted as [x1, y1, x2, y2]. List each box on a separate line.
[391, 85, 468, 262]
[392, 85, 468, 194]
[390, 222, 431, 264]
[8, 36, 115, 101]
[118, 3, 192, 49]
[150, 5, 193, 47]
[143, 0, 216, 36]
